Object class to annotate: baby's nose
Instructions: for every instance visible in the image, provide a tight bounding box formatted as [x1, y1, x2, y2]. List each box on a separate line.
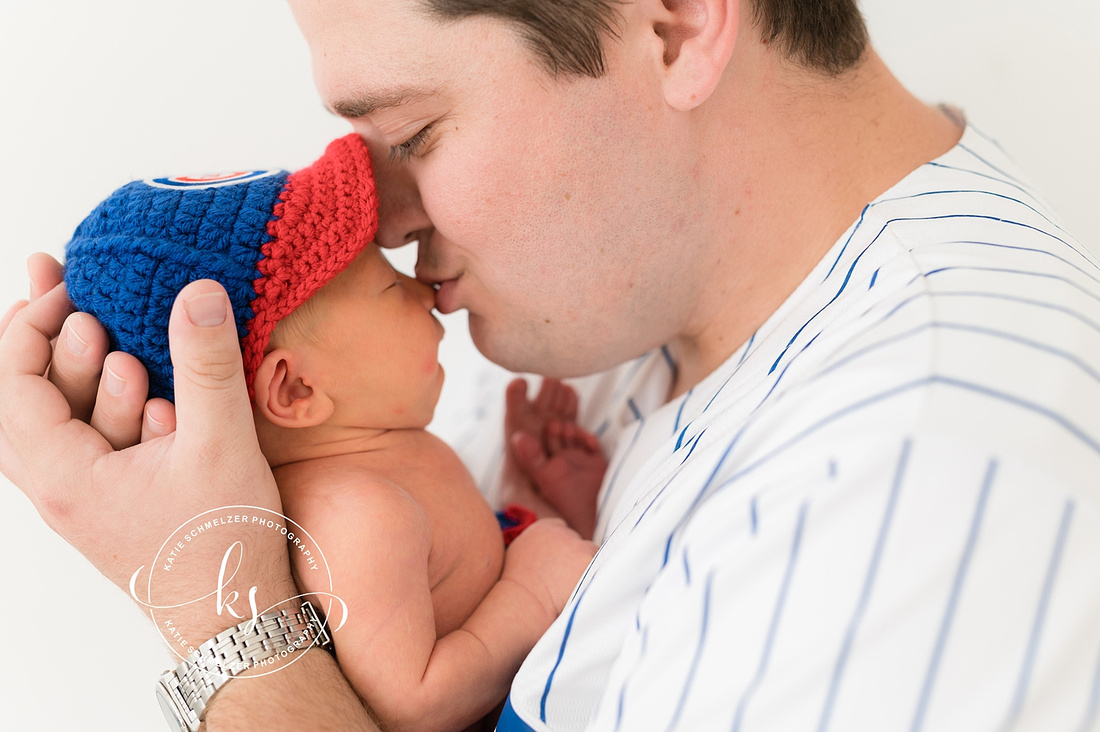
[400, 272, 436, 310]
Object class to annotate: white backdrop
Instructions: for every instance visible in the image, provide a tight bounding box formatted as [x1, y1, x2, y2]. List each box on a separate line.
[0, 1, 1096, 729]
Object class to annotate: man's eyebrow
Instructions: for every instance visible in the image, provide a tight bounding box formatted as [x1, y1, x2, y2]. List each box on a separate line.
[328, 87, 437, 119]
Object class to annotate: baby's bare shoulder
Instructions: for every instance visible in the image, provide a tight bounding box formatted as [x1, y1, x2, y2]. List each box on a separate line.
[276, 455, 431, 546]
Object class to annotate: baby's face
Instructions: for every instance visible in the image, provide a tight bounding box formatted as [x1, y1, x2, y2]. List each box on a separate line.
[291, 245, 445, 429]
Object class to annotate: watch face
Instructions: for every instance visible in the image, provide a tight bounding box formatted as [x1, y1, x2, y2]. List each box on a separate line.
[156, 678, 189, 732]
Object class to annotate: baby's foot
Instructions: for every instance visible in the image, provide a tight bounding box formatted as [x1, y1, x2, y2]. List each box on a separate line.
[537, 420, 607, 539]
[503, 378, 606, 539]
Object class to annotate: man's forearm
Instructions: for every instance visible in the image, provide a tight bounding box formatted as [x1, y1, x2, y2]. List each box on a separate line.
[204, 643, 380, 730]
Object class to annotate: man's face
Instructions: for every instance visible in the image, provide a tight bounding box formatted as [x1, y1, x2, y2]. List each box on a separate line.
[289, 0, 707, 377]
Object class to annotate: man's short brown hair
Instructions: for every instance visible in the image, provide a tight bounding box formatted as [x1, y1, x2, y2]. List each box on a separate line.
[423, 0, 868, 78]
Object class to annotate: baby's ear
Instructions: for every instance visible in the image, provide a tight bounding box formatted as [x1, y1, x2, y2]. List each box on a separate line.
[253, 348, 334, 428]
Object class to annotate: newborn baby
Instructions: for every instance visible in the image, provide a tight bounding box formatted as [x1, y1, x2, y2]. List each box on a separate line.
[63, 134, 599, 732]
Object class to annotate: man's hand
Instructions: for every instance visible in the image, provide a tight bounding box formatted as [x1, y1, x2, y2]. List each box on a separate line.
[0, 255, 295, 643]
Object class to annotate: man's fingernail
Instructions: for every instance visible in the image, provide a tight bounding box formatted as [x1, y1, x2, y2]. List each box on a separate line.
[105, 365, 126, 397]
[146, 411, 166, 434]
[184, 292, 228, 327]
[65, 316, 88, 355]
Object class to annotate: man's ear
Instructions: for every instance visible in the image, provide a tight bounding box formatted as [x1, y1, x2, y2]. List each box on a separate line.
[253, 348, 334, 428]
[647, 0, 740, 111]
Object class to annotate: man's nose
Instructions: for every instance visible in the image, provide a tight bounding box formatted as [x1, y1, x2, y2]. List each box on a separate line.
[399, 272, 437, 310]
[370, 147, 433, 249]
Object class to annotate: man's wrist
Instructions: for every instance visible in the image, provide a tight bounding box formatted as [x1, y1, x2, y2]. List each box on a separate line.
[156, 599, 334, 732]
[152, 575, 301, 658]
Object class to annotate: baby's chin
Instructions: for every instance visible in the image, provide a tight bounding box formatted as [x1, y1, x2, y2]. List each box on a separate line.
[430, 362, 445, 409]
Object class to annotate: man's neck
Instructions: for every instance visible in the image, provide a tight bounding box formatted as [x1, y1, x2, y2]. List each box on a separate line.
[668, 48, 962, 399]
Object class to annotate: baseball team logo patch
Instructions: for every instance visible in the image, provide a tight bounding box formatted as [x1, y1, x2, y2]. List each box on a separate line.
[144, 170, 280, 190]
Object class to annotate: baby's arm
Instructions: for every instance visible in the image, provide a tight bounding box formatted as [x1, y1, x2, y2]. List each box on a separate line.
[504, 378, 608, 539]
[287, 476, 595, 732]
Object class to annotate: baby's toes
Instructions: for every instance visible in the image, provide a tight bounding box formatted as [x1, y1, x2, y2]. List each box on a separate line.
[544, 420, 567, 454]
[553, 380, 578, 421]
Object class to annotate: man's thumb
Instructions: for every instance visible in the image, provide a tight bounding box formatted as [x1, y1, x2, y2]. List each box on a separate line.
[167, 280, 254, 446]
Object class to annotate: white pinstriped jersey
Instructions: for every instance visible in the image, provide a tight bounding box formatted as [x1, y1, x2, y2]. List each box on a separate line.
[458, 124, 1100, 731]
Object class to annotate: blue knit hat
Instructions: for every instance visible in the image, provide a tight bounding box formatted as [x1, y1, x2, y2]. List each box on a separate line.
[64, 134, 378, 402]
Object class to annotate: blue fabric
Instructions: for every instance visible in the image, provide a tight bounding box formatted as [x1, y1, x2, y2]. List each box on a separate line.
[497, 697, 536, 732]
[64, 172, 289, 401]
[496, 510, 522, 531]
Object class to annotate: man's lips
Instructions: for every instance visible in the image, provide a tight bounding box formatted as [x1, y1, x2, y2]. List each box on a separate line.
[416, 260, 463, 314]
[434, 277, 461, 315]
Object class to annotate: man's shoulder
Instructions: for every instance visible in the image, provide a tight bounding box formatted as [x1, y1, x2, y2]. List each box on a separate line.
[671, 126, 1100, 488]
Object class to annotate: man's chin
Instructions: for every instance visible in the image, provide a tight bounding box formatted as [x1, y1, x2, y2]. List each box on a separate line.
[467, 316, 619, 379]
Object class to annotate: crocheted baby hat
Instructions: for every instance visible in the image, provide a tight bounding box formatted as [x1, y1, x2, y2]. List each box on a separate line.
[64, 133, 378, 403]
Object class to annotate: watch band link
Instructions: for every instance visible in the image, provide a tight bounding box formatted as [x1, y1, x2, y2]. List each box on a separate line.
[157, 601, 333, 731]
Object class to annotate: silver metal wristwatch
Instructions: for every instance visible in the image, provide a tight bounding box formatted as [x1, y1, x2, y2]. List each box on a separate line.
[155, 601, 333, 732]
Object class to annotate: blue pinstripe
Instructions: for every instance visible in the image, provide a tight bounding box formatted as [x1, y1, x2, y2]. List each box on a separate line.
[913, 267, 1100, 307]
[910, 460, 997, 732]
[680, 430, 706, 465]
[661, 431, 745, 568]
[630, 472, 679, 532]
[629, 430, 704, 537]
[957, 143, 1036, 195]
[802, 208, 1099, 377]
[919, 238, 1100, 283]
[925, 162, 1054, 218]
[1001, 501, 1076, 730]
[661, 344, 679, 386]
[608, 353, 653, 406]
[894, 213, 1093, 272]
[825, 204, 871, 281]
[694, 329, 758, 420]
[540, 585, 591, 723]
[623, 431, 709, 542]
[706, 376, 1100, 500]
[860, 290, 1100, 338]
[967, 126, 1013, 157]
[816, 440, 911, 732]
[613, 623, 653, 732]
[599, 417, 646, 519]
[673, 389, 692, 435]
[757, 331, 822, 407]
[738, 330, 758, 367]
[1077, 645, 1100, 732]
[666, 570, 716, 732]
[730, 502, 810, 732]
[876, 189, 1073, 240]
[813, 321, 1100, 392]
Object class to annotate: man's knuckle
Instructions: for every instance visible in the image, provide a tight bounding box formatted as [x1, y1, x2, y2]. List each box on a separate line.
[36, 490, 74, 532]
[183, 356, 241, 386]
[95, 408, 132, 431]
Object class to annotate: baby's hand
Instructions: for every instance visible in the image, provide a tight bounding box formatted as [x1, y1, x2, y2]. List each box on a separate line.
[502, 518, 597, 619]
[504, 378, 607, 539]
